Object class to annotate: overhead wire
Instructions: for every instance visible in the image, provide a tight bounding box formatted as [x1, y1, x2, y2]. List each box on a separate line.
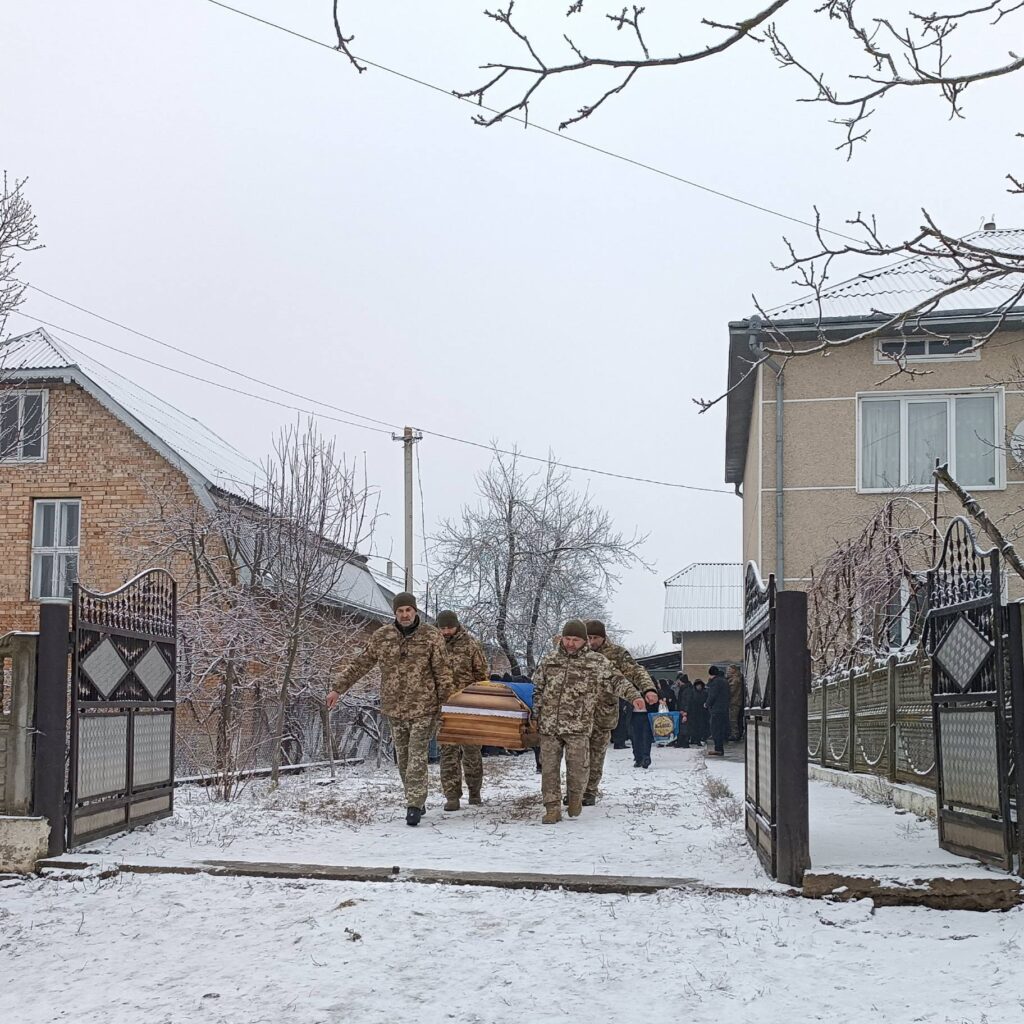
[11, 305, 735, 493]
[199, 0, 862, 244]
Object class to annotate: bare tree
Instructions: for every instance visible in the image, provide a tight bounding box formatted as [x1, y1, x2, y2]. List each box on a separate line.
[449, 3, 1024, 401]
[807, 496, 936, 674]
[253, 420, 379, 785]
[433, 447, 647, 675]
[1, 173, 44, 463]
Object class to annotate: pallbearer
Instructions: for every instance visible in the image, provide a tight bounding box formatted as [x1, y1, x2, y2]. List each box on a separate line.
[533, 620, 646, 824]
[435, 610, 490, 811]
[328, 593, 453, 827]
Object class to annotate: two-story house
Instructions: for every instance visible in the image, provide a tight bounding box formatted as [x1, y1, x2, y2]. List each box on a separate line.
[725, 228, 1024, 606]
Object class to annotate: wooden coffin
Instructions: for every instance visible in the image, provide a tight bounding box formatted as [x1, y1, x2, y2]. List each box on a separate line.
[438, 680, 538, 750]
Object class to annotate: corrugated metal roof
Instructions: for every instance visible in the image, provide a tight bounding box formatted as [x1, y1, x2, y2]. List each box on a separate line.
[766, 229, 1024, 322]
[663, 562, 744, 633]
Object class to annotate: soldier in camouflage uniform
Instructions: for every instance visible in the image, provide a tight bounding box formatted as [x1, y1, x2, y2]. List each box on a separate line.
[436, 610, 490, 811]
[532, 620, 646, 824]
[328, 592, 453, 827]
[586, 620, 658, 786]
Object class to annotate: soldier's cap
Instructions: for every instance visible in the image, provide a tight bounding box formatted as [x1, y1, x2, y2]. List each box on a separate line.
[436, 610, 459, 629]
[585, 620, 606, 638]
[561, 619, 588, 640]
[392, 591, 417, 613]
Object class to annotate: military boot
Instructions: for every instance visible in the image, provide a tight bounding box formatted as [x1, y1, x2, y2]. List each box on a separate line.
[467, 790, 482, 805]
[582, 794, 596, 807]
[406, 806, 423, 827]
[444, 797, 461, 812]
[567, 795, 583, 818]
[542, 805, 562, 825]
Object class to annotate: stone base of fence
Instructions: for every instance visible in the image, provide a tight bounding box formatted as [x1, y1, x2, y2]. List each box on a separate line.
[808, 765, 938, 821]
[0, 815, 51, 873]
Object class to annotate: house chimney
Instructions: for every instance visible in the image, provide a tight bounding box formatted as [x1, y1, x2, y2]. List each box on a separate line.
[984, 216, 997, 231]
[386, 559, 394, 579]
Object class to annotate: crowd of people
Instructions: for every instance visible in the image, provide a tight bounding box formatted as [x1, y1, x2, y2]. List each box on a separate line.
[651, 664, 746, 756]
[327, 591, 744, 827]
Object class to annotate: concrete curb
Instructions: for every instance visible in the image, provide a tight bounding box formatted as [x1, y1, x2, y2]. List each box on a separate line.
[807, 765, 937, 821]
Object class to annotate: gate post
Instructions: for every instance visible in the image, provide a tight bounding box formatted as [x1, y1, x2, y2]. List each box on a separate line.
[33, 602, 70, 857]
[775, 589, 810, 886]
[887, 654, 898, 783]
[1006, 602, 1024, 871]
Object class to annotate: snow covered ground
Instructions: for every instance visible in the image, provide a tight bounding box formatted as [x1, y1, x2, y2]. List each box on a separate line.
[2, 868, 1022, 1024]
[78, 744, 987, 885]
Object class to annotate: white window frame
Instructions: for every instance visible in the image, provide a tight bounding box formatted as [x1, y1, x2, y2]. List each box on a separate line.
[0, 389, 49, 464]
[30, 499, 81, 602]
[856, 387, 1005, 494]
[873, 337, 981, 364]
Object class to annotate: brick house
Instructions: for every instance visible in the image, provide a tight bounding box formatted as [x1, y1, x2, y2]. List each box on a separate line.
[1, 329, 399, 769]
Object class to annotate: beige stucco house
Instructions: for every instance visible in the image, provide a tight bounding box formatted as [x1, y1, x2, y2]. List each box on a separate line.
[725, 227, 1024, 605]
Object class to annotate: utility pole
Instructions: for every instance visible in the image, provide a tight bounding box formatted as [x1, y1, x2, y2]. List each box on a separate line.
[392, 426, 423, 593]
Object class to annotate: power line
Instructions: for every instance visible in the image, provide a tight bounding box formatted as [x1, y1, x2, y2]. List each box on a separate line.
[11, 305, 734, 493]
[199, 0, 861, 243]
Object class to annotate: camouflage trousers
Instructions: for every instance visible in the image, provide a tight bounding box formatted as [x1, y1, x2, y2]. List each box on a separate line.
[389, 715, 437, 809]
[539, 733, 589, 808]
[439, 744, 483, 799]
[585, 728, 612, 800]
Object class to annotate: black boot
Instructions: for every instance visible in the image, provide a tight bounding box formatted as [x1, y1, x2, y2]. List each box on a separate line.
[406, 806, 423, 827]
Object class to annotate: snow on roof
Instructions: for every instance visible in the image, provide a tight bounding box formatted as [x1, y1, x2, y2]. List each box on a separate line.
[2, 328, 260, 497]
[663, 562, 744, 633]
[765, 229, 1024, 323]
[2, 327, 395, 621]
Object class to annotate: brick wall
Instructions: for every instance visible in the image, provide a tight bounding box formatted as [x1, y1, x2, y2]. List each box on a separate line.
[0, 381, 198, 632]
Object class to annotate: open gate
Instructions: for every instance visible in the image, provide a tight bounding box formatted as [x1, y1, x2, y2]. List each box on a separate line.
[926, 518, 1023, 871]
[743, 563, 810, 886]
[67, 569, 177, 847]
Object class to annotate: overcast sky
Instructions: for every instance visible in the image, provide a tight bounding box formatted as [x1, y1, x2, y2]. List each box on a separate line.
[2, 1, 1020, 648]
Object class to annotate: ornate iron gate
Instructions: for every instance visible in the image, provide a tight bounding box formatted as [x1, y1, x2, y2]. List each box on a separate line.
[67, 569, 177, 847]
[926, 518, 1021, 870]
[743, 563, 810, 885]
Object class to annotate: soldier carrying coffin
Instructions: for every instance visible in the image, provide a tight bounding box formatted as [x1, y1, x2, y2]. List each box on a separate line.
[532, 620, 646, 824]
[328, 592, 453, 827]
[435, 609, 490, 811]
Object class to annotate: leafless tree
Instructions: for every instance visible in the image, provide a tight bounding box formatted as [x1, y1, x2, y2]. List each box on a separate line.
[0, 173, 44, 463]
[448, 2, 1024, 401]
[433, 447, 647, 675]
[807, 496, 936, 674]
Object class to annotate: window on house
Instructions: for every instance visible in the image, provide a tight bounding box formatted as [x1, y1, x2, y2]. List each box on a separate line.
[878, 338, 976, 361]
[0, 390, 47, 463]
[860, 392, 1001, 490]
[31, 499, 80, 601]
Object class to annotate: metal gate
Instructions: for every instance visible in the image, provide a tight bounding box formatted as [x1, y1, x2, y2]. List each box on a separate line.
[743, 563, 810, 886]
[67, 569, 177, 847]
[926, 517, 1021, 870]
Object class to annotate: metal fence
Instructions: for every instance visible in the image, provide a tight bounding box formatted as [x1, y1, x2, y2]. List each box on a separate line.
[808, 648, 937, 790]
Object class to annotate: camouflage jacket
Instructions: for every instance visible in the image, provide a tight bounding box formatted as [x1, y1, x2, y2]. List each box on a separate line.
[533, 646, 641, 736]
[444, 629, 489, 691]
[592, 641, 656, 729]
[333, 618, 454, 721]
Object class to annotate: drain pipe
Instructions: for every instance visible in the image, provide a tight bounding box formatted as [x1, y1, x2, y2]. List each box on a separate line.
[748, 316, 785, 590]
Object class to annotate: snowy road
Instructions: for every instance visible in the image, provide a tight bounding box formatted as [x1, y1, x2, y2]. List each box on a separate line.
[2, 868, 1022, 1024]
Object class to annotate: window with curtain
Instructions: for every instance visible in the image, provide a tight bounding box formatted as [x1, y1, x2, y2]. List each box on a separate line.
[31, 499, 80, 600]
[859, 392, 1000, 490]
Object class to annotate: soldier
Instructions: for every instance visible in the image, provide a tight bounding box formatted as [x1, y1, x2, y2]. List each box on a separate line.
[533, 620, 646, 824]
[327, 592, 453, 827]
[586, 620, 659, 776]
[435, 609, 489, 811]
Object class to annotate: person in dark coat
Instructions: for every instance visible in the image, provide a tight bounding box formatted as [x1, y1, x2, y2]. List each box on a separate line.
[656, 678, 677, 712]
[689, 680, 709, 746]
[673, 674, 694, 747]
[705, 665, 731, 757]
[611, 700, 631, 749]
[630, 684, 660, 768]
